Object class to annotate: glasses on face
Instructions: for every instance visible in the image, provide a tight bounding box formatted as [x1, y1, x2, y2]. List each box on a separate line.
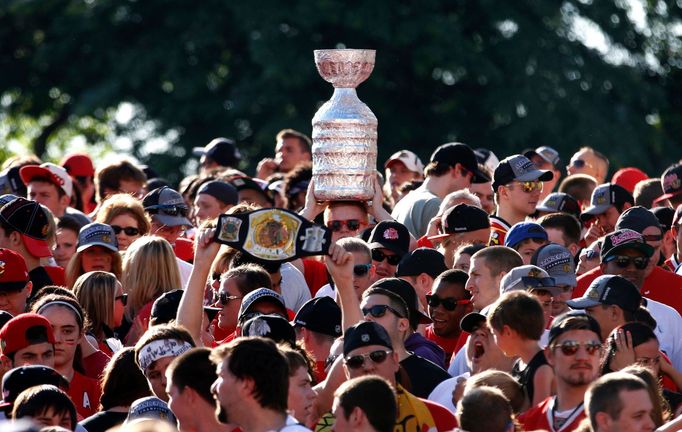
[115, 293, 128, 306]
[353, 264, 372, 277]
[344, 350, 392, 369]
[580, 249, 599, 260]
[605, 255, 649, 270]
[510, 180, 543, 193]
[426, 294, 471, 311]
[552, 340, 602, 356]
[362, 304, 406, 319]
[219, 292, 242, 306]
[642, 234, 662, 242]
[569, 159, 593, 169]
[326, 219, 364, 232]
[371, 249, 401, 266]
[111, 225, 140, 236]
[636, 356, 660, 367]
[146, 204, 189, 217]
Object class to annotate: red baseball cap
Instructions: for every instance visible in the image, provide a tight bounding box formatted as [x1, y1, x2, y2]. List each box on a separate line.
[0, 249, 29, 291]
[611, 167, 648, 194]
[0, 313, 55, 356]
[60, 153, 95, 177]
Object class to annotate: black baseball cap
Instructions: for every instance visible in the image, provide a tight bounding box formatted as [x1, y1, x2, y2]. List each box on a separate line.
[367, 221, 410, 257]
[580, 183, 634, 221]
[459, 311, 487, 333]
[292, 297, 342, 337]
[566, 275, 642, 313]
[192, 137, 242, 168]
[492, 154, 553, 191]
[536, 192, 581, 218]
[343, 321, 393, 356]
[0, 198, 52, 258]
[615, 206, 661, 233]
[395, 248, 448, 279]
[151, 289, 218, 326]
[197, 180, 239, 207]
[241, 314, 296, 346]
[651, 206, 674, 232]
[230, 176, 273, 204]
[369, 278, 431, 327]
[430, 143, 490, 183]
[600, 229, 654, 262]
[0, 365, 69, 410]
[654, 164, 682, 204]
[428, 204, 490, 241]
[548, 310, 602, 344]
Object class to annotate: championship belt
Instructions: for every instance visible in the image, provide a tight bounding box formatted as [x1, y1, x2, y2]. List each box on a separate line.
[214, 208, 332, 263]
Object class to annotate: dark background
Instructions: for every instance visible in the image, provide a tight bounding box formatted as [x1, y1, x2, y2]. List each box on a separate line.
[2, 0, 681, 184]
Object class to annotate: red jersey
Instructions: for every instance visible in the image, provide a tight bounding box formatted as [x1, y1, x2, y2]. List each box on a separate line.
[573, 266, 682, 315]
[519, 396, 586, 432]
[302, 258, 328, 297]
[424, 325, 460, 364]
[83, 349, 110, 379]
[68, 371, 101, 419]
[489, 215, 511, 246]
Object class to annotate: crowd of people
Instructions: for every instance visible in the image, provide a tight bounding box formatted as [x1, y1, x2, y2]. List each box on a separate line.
[0, 129, 682, 432]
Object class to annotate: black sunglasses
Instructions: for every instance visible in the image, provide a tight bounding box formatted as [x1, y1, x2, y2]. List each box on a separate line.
[344, 350, 392, 369]
[115, 293, 128, 306]
[326, 219, 363, 232]
[146, 204, 189, 217]
[353, 264, 372, 277]
[219, 292, 242, 306]
[605, 255, 649, 270]
[362, 304, 405, 319]
[371, 249, 401, 266]
[110, 225, 140, 236]
[426, 294, 471, 311]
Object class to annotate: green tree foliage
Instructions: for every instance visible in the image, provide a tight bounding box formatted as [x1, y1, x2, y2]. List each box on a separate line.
[1, 0, 680, 183]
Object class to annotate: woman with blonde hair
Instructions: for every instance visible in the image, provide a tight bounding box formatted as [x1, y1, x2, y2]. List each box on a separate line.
[122, 236, 182, 345]
[65, 223, 122, 288]
[73, 271, 127, 355]
[95, 193, 151, 251]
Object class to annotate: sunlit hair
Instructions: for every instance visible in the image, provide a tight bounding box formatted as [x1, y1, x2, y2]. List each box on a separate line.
[12, 385, 77, 431]
[73, 271, 119, 339]
[96, 193, 152, 236]
[123, 236, 181, 320]
[65, 246, 122, 289]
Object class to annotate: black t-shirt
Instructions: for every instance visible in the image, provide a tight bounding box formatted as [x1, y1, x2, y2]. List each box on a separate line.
[398, 353, 450, 398]
[511, 349, 549, 404]
[28, 266, 53, 295]
[79, 410, 128, 432]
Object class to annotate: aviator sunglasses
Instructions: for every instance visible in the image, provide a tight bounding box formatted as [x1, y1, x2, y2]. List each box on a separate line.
[552, 340, 602, 356]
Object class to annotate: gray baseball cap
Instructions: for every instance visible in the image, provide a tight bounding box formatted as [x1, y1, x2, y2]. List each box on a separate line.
[531, 243, 577, 287]
[76, 223, 119, 253]
[142, 186, 193, 228]
[492, 154, 553, 191]
[499, 265, 561, 297]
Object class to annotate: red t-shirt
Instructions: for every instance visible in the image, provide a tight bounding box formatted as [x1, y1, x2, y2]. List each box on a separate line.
[68, 371, 102, 420]
[174, 237, 195, 263]
[43, 266, 66, 286]
[424, 325, 460, 364]
[302, 258, 328, 297]
[519, 396, 586, 432]
[573, 266, 682, 315]
[82, 349, 110, 380]
[423, 398, 458, 431]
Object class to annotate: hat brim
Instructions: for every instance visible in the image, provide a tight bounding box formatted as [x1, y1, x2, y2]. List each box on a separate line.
[427, 233, 453, 242]
[535, 204, 559, 213]
[203, 306, 220, 322]
[516, 169, 554, 183]
[471, 166, 492, 184]
[580, 204, 612, 221]
[22, 235, 52, 258]
[0, 281, 29, 291]
[368, 242, 407, 257]
[603, 242, 655, 260]
[76, 241, 118, 254]
[552, 274, 577, 287]
[152, 213, 193, 228]
[192, 147, 207, 157]
[385, 157, 421, 173]
[460, 312, 486, 333]
[565, 298, 601, 310]
[417, 310, 432, 325]
[19, 166, 53, 187]
[654, 190, 682, 204]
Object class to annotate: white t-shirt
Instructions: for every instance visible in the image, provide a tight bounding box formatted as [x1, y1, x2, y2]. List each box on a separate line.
[428, 373, 469, 413]
[645, 297, 682, 371]
[176, 257, 193, 289]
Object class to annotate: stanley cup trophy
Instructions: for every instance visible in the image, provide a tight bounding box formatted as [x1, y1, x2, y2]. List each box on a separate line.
[311, 49, 377, 201]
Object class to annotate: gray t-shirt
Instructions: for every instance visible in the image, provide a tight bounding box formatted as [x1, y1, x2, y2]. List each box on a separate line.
[391, 185, 441, 238]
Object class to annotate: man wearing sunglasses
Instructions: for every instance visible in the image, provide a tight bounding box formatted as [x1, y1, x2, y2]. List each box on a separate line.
[524, 146, 563, 201]
[339, 321, 456, 431]
[566, 147, 609, 184]
[519, 311, 603, 432]
[573, 229, 682, 371]
[367, 221, 410, 283]
[395, 247, 448, 308]
[392, 142, 490, 238]
[490, 154, 553, 246]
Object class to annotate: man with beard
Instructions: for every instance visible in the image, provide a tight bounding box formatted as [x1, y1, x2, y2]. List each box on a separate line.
[166, 347, 237, 432]
[518, 311, 603, 432]
[210, 337, 312, 431]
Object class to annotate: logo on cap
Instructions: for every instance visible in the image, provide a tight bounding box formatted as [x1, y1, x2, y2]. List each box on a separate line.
[527, 268, 541, 278]
[383, 228, 399, 240]
[587, 289, 600, 300]
[664, 173, 681, 191]
[0, 261, 4, 276]
[610, 230, 641, 246]
[596, 192, 607, 205]
[335, 324, 342, 334]
[361, 334, 370, 342]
